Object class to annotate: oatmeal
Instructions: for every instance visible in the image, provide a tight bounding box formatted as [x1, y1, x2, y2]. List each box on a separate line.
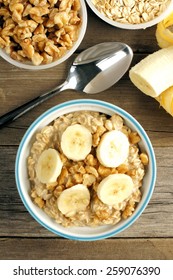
[92, 0, 171, 25]
[0, 0, 81, 65]
[28, 111, 148, 227]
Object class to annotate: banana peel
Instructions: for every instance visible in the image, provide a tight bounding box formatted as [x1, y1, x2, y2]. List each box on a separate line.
[156, 12, 173, 48]
[155, 12, 173, 116]
[156, 86, 173, 117]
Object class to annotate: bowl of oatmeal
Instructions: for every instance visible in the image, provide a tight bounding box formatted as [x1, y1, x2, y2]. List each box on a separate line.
[15, 99, 156, 240]
[86, 0, 173, 30]
[0, 0, 87, 69]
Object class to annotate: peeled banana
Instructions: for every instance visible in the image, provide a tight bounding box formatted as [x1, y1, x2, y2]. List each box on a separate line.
[61, 124, 92, 161]
[129, 46, 173, 98]
[36, 148, 63, 184]
[57, 184, 90, 217]
[129, 12, 173, 117]
[97, 174, 134, 206]
[96, 130, 129, 168]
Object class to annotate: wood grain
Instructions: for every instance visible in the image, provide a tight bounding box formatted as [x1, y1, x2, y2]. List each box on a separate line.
[0, 238, 172, 260]
[0, 10, 173, 260]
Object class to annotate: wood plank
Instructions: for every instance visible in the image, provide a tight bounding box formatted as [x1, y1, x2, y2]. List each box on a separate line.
[81, 9, 159, 53]
[0, 70, 173, 145]
[0, 238, 172, 260]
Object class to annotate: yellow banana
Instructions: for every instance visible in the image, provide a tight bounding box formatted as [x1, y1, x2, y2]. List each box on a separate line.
[156, 12, 173, 48]
[156, 86, 173, 116]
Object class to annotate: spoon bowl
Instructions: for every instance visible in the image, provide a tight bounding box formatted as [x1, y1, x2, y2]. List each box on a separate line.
[65, 42, 133, 93]
[0, 42, 133, 127]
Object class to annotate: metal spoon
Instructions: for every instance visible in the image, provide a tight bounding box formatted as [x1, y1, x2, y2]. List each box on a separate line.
[0, 42, 133, 128]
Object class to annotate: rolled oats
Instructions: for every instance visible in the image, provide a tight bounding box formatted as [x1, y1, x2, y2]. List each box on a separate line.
[27, 111, 148, 227]
[92, 0, 171, 24]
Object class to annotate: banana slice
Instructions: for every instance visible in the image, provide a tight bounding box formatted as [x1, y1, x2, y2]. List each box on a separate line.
[97, 174, 134, 206]
[57, 184, 90, 217]
[96, 130, 129, 168]
[61, 124, 92, 161]
[36, 148, 63, 184]
[129, 46, 173, 97]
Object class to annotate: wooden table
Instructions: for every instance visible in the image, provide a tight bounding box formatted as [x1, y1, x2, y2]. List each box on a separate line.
[0, 7, 173, 260]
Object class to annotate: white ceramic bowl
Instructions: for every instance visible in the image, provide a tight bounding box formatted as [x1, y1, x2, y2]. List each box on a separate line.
[0, 0, 87, 70]
[15, 99, 156, 241]
[86, 0, 173, 30]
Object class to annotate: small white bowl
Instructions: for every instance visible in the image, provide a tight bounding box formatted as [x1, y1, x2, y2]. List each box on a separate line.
[15, 99, 156, 241]
[86, 0, 173, 30]
[0, 0, 87, 70]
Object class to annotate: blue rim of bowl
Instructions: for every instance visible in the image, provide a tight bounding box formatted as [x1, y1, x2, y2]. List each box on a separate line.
[15, 99, 157, 241]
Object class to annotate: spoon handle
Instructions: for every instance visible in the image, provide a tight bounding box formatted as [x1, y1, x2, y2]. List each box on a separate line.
[0, 82, 68, 128]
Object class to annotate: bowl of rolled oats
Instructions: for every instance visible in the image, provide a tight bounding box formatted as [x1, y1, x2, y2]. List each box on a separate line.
[86, 0, 173, 30]
[0, 0, 87, 69]
[15, 99, 156, 240]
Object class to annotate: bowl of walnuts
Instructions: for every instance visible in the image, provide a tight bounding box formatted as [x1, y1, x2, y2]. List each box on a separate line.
[0, 0, 87, 69]
[15, 99, 156, 240]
